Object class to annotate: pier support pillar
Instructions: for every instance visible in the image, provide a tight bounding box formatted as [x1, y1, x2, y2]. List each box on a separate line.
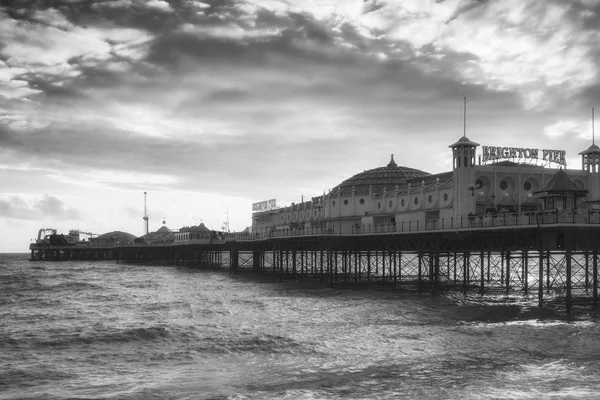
[538, 251, 544, 308]
[594, 251, 598, 306]
[566, 251, 572, 314]
[523, 251, 528, 296]
[480, 251, 485, 296]
[505, 251, 511, 294]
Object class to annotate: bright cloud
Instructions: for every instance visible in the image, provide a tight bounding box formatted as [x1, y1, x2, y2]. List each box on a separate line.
[145, 0, 173, 12]
[545, 118, 594, 140]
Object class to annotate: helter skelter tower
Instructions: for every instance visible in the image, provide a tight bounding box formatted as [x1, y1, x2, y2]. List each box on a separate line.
[143, 191, 149, 235]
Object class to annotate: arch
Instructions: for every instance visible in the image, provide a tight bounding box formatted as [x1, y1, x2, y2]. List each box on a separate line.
[523, 177, 540, 193]
[425, 192, 437, 209]
[497, 176, 517, 212]
[398, 196, 408, 211]
[386, 199, 396, 213]
[498, 175, 516, 196]
[573, 178, 585, 190]
[475, 175, 492, 200]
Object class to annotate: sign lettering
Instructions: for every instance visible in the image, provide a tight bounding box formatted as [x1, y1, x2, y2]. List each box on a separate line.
[482, 146, 565, 166]
[252, 198, 277, 212]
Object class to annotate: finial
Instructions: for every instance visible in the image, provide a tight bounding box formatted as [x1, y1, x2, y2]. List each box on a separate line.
[387, 154, 397, 167]
[593, 107, 595, 146]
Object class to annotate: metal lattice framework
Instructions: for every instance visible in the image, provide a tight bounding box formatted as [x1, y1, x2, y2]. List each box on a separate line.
[30, 225, 600, 312]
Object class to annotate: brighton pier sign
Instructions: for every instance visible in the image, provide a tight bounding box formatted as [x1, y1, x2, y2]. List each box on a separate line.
[252, 198, 277, 212]
[481, 146, 567, 167]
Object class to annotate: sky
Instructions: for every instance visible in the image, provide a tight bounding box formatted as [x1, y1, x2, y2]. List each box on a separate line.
[1, 0, 600, 252]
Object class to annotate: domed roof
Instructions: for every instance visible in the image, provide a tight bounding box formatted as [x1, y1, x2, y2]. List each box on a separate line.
[579, 143, 600, 155]
[95, 231, 136, 242]
[330, 155, 431, 196]
[449, 136, 480, 148]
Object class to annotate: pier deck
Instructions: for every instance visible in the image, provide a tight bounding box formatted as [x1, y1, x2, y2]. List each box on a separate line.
[30, 224, 600, 312]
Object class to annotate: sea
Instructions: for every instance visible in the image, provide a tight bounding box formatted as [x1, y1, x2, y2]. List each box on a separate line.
[2, 253, 600, 400]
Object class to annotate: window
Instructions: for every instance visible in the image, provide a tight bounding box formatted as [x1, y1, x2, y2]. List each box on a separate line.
[378, 202, 382, 209]
[500, 180, 508, 190]
[476, 179, 483, 189]
[388, 200, 393, 208]
[359, 199, 365, 205]
[443, 193, 448, 202]
[332, 201, 336, 207]
[344, 199, 348, 205]
[414, 197, 419, 205]
[524, 181, 532, 191]
[401, 199, 405, 206]
[428, 194, 433, 203]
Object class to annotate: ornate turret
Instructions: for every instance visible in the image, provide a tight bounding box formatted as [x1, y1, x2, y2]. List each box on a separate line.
[580, 108, 600, 207]
[450, 98, 480, 218]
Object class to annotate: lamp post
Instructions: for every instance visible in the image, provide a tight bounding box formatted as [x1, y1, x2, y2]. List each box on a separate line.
[468, 184, 476, 196]
[316, 198, 324, 234]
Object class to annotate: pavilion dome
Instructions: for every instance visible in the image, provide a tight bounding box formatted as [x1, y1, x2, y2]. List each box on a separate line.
[95, 231, 136, 242]
[330, 155, 431, 196]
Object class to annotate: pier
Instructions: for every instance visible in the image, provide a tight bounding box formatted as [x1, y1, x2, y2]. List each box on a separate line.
[30, 221, 600, 313]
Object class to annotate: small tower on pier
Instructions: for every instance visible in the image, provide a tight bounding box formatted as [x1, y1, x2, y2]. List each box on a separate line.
[580, 108, 600, 209]
[450, 97, 479, 219]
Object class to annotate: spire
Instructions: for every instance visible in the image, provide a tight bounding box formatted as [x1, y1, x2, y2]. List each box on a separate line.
[387, 154, 397, 167]
[463, 96, 467, 138]
[580, 108, 600, 155]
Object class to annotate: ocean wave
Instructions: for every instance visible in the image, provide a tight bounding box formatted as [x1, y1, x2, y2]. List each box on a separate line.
[43, 281, 106, 292]
[193, 333, 314, 355]
[5, 326, 177, 349]
[0, 366, 76, 390]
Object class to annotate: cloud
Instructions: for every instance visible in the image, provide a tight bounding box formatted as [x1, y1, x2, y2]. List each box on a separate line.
[0, 196, 42, 220]
[0, 8, 153, 101]
[35, 194, 82, 220]
[544, 119, 591, 140]
[145, 0, 174, 12]
[91, 0, 134, 9]
[0, 194, 80, 220]
[240, 0, 600, 109]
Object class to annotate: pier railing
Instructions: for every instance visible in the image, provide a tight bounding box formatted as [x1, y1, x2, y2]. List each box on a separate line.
[228, 209, 600, 241]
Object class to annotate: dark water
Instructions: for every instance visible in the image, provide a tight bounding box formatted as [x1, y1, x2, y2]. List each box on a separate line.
[2, 253, 600, 399]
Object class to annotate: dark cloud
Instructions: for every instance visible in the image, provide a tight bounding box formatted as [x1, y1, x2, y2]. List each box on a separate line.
[444, 0, 490, 22]
[578, 84, 600, 109]
[562, 0, 600, 31]
[204, 88, 248, 102]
